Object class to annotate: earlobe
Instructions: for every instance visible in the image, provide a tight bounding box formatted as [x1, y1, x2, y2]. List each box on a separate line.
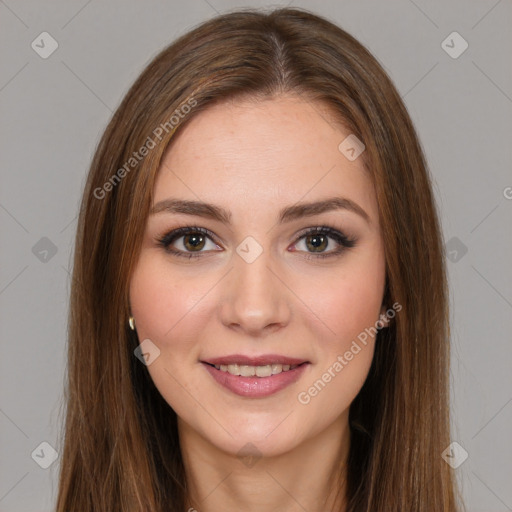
[377, 304, 390, 329]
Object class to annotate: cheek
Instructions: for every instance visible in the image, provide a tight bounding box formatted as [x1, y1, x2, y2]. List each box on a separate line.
[129, 257, 210, 411]
[316, 279, 381, 340]
[299, 250, 386, 353]
[294, 297, 379, 428]
[292, 252, 385, 411]
[129, 254, 212, 345]
[313, 282, 379, 374]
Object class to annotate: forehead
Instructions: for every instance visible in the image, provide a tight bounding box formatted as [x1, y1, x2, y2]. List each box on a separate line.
[153, 95, 378, 225]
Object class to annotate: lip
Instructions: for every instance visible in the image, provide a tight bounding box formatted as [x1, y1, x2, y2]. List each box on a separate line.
[201, 361, 310, 398]
[202, 354, 309, 366]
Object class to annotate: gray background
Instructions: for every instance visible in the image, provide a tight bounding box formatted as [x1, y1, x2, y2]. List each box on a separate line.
[1, 1, 511, 511]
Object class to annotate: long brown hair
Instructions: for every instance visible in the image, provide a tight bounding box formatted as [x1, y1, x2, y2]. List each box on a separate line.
[56, 7, 462, 511]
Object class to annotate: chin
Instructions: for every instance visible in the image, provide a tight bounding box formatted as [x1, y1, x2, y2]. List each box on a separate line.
[179, 410, 306, 460]
[214, 430, 302, 460]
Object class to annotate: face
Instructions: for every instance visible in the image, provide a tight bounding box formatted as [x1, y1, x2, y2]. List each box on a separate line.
[129, 95, 387, 457]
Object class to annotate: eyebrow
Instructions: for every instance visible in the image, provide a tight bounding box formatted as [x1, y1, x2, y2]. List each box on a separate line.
[150, 196, 370, 225]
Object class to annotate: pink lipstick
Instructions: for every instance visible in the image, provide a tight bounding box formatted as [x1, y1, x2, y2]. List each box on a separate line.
[200, 354, 310, 398]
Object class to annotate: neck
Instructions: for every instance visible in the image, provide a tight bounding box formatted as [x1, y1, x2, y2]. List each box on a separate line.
[179, 413, 350, 512]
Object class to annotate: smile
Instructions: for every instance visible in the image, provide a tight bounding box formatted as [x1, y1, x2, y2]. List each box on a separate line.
[211, 362, 299, 377]
[201, 361, 310, 398]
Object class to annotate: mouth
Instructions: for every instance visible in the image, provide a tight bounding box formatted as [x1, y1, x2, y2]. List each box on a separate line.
[202, 361, 308, 377]
[201, 354, 310, 377]
[200, 354, 311, 398]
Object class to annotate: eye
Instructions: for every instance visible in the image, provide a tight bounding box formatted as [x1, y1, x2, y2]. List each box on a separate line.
[156, 225, 356, 260]
[290, 226, 356, 259]
[156, 226, 221, 259]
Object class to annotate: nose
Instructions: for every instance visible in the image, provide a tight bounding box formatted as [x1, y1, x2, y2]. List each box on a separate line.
[219, 247, 292, 336]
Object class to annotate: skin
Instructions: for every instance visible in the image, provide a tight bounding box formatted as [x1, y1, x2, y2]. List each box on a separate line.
[129, 94, 388, 511]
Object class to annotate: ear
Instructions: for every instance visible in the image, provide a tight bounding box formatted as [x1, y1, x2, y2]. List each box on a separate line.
[377, 304, 390, 329]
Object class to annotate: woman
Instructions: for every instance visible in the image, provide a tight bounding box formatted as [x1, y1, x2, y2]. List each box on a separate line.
[56, 7, 462, 511]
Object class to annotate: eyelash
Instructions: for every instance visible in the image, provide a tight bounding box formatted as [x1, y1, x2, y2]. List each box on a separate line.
[156, 225, 357, 260]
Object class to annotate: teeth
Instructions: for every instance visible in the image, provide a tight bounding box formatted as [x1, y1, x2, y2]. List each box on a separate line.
[240, 365, 255, 377]
[271, 363, 281, 374]
[228, 363, 239, 375]
[256, 365, 272, 377]
[213, 363, 299, 377]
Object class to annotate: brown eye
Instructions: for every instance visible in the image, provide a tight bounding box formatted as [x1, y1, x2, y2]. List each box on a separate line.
[182, 233, 206, 251]
[305, 233, 328, 252]
[157, 226, 222, 259]
[291, 226, 357, 259]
